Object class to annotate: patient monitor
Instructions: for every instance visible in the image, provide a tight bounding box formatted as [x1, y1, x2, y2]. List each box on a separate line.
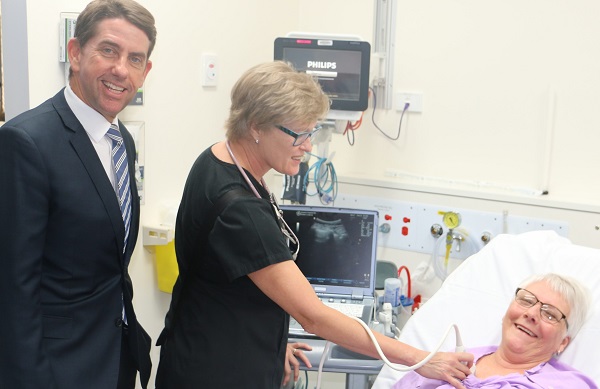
[372, 230, 600, 387]
[274, 32, 371, 122]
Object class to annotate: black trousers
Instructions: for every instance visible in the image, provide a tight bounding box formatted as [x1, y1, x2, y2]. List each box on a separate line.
[117, 326, 137, 389]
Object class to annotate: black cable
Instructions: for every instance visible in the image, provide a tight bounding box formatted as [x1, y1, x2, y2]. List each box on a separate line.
[369, 86, 409, 141]
[343, 113, 363, 146]
[346, 124, 355, 145]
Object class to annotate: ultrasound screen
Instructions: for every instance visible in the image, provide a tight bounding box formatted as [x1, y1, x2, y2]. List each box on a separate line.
[281, 207, 377, 289]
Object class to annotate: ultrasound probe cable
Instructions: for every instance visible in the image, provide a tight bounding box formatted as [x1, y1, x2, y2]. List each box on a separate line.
[314, 317, 467, 389]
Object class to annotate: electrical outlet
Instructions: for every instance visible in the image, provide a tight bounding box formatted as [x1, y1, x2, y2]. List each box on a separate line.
[395, 92, 423, 113]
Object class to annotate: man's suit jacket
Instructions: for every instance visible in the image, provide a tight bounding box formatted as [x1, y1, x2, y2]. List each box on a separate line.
[0, 89, 151, 389]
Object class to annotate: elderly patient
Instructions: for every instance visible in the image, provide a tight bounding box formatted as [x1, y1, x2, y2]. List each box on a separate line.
[392, 273, 598, 388]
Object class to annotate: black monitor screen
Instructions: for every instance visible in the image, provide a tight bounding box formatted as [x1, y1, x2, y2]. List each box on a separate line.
[274, 37, 371, 112]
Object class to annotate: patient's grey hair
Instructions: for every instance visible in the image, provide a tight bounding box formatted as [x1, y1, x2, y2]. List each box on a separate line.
[518, 273, 591, 339]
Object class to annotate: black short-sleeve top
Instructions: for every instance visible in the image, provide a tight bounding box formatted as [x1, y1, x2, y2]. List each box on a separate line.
[157, 146, 294, 388]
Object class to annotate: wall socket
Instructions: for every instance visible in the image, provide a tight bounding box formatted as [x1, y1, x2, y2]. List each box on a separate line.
[395, 92, 423, 113]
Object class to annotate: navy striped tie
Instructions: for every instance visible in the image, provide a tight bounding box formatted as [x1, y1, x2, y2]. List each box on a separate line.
[106, 124, 132, 252]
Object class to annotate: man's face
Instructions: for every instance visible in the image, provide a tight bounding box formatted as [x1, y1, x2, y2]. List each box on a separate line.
[68, 18, 152, 122]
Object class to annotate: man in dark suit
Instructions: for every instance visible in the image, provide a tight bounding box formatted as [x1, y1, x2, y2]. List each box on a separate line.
[0, 1, 156, 388]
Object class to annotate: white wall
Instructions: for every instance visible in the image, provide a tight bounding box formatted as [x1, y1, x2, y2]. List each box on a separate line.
[295, 1, 600, 205]
[3, 1, 600, 388]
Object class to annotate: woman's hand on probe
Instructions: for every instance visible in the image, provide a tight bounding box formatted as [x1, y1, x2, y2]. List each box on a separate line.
[282, 342, 312, 386]
[415, 351, 474, 389]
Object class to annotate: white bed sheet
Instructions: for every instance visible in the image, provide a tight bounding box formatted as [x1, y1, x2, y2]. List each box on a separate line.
[372, 230, 600, 388]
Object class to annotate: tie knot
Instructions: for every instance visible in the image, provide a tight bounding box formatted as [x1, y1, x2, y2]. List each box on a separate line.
[106, 125, 123, 143]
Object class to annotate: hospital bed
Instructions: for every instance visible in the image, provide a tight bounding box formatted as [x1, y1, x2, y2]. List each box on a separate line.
[372, 230, 600, 388]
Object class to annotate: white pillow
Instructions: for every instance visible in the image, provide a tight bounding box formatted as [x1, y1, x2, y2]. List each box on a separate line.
[372, 230, 600, 388]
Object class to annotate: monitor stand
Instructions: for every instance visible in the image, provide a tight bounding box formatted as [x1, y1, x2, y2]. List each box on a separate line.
[326, 109, 363, 122]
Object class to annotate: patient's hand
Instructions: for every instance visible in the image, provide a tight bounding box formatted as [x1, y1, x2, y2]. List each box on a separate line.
[282, 342, 312, 386]
[416, 351, 474, 389]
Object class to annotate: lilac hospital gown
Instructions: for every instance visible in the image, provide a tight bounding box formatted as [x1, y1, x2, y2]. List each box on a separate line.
[391, 346, 597, 389]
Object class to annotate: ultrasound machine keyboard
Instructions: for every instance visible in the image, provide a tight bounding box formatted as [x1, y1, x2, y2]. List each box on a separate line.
[324, 301, 365, 318]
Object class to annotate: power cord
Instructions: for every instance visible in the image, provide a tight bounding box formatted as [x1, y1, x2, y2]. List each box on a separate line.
[302, 370, 308, 389]
[369, 86, 410, 141]
[343, 113, 363, 146]
[314, 318, 465, 389]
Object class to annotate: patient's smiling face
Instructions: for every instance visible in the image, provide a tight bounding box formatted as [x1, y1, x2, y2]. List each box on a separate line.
[501, 281, 571, 363]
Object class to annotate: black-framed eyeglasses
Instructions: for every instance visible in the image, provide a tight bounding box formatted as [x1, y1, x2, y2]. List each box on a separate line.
[276, 125, 321, 146]
[514, 288, 569, 329]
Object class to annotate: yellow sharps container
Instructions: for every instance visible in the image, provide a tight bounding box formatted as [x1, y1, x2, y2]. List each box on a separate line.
[154, 240, 179, 293]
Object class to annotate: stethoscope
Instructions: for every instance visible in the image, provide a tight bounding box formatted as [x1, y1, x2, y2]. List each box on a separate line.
[225, 140, 300, 260]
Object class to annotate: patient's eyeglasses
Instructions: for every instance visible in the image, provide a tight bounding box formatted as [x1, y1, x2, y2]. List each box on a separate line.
[268, 193, 299, 260]
[514, 288, 569, 329]
[276, 125, 321, 146]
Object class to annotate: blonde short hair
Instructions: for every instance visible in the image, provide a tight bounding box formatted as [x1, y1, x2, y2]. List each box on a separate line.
[225, 61, 330, 141]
